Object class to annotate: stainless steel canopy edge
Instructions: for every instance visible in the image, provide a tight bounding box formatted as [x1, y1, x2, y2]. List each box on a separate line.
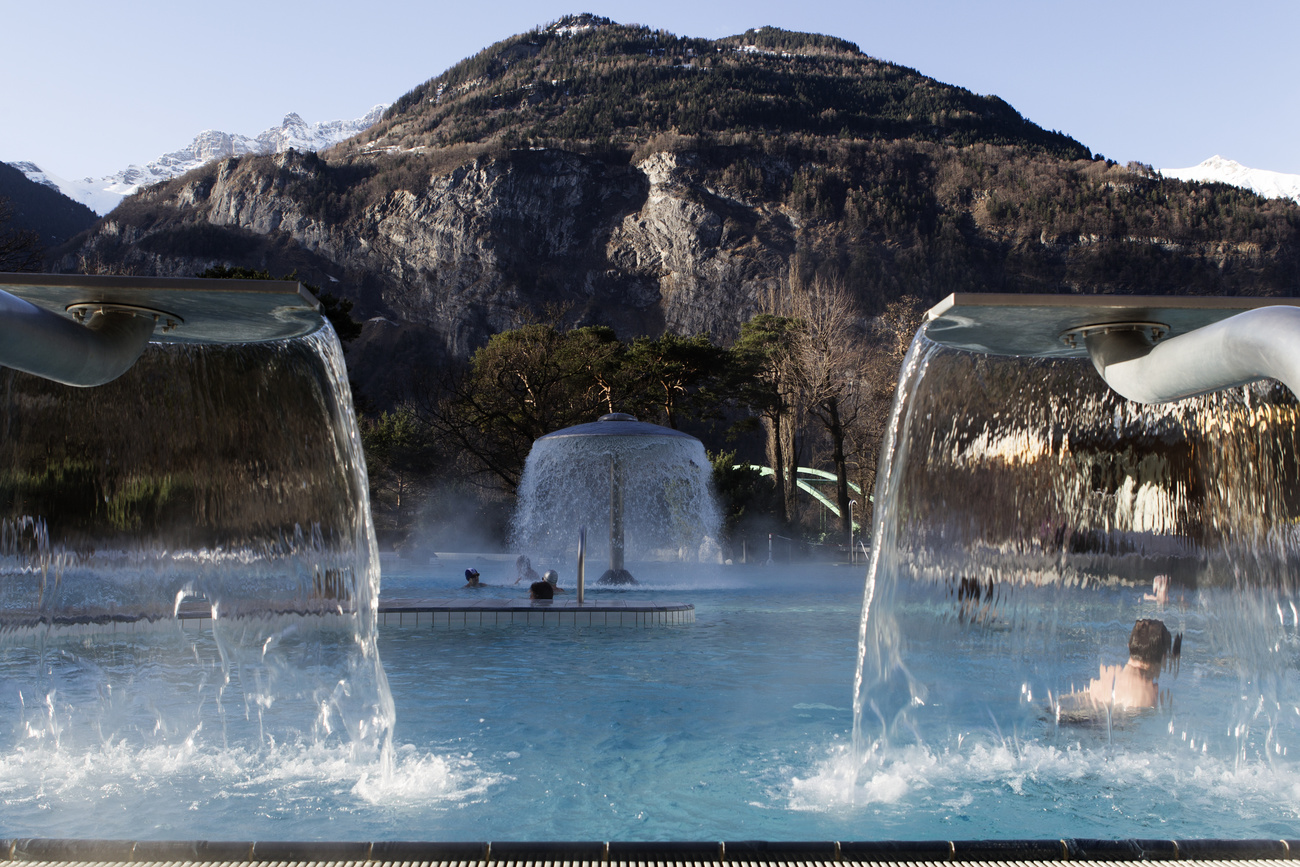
[0, 273, 324, 387]
[2, 273, 322, 345]
[924, 292, 1300, 404]
[923, 292, 1300, 359]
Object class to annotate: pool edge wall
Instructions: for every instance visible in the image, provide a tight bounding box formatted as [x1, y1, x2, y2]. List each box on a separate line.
[2, 838, 1295, 862]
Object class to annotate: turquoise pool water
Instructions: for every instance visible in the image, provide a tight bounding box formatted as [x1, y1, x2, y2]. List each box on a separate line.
[0, 560, 1296, 841]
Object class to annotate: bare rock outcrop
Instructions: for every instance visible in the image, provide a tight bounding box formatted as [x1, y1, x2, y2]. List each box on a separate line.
[61, 147, 798, 367]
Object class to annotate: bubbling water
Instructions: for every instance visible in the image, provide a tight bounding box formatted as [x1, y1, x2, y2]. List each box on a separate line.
[0, 325, 393, 774]
[851, 331, 1300, 787]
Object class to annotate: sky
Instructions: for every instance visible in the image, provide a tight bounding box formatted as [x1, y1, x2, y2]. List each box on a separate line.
[3, 0, 1298, 180]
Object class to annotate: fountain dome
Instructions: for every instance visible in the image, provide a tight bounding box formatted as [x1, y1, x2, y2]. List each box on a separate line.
[512, 413, 722, 585]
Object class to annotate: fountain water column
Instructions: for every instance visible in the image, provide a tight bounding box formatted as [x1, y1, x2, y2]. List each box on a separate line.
[600, 447, 635, 584]
[0, 272, 394, 761]
[609, 455, 625, 576]
[511, 411, 721, 583]
[849, 291, 1300, 754]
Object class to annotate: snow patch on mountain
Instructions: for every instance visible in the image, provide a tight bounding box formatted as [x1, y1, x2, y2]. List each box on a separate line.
[9, 105, 388, 215]
[1161, 155, 1300, 205]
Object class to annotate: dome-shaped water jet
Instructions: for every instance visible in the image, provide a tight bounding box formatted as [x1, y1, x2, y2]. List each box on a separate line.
[512, 413, 722, 586]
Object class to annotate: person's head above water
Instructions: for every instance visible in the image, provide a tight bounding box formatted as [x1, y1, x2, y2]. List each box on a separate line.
[1128, 618, 1172, 667]
[530, 580, 553, 600]
[544, 569, 559, 586]
[464, 568, 480, 586]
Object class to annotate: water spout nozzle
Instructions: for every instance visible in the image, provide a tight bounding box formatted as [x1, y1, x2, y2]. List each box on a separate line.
[0, 273, 323, 387]
[924, 293, 1300, 405]
[0, 289, 158, 387]
[1082, 307, 1300, 404]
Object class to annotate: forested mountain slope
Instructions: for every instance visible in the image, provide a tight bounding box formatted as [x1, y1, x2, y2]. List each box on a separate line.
[55, 15, 1300, 395]
[0, 161, 98, 248]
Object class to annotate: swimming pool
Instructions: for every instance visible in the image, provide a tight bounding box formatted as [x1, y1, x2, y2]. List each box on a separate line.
[1, 559, 1296, 841]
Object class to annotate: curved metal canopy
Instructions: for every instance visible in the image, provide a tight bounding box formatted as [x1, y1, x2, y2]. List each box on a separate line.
[923, 292, 1300, 404]
[2, 273, 322, 344]
[924, 292, 1300, 359]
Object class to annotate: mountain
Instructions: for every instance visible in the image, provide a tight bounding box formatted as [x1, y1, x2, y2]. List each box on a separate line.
[10, 105, 388, 215]
[54, 16, 1300, 402]
[1161, 156, 1300, 205]
[0, 160, 98, 249]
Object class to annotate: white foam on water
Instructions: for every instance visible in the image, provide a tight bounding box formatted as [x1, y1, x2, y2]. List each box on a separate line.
[788, 736, 1300, 834]
[0, 736, 500, 822]
[351, 744, 504, 805]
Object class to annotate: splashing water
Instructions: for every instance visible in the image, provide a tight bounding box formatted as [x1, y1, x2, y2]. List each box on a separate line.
[510, 430, 723, 568]
[847, 330, 1300, 805]
[0, 325, 395, 790]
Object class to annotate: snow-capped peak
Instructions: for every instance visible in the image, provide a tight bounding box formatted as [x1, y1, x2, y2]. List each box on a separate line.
[9, 105, 388, 216]
[1161, 155, 1300, 205]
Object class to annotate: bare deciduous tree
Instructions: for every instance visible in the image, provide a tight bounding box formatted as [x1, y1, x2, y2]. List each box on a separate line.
[848, 294, 927, 527]
[788, 277, 867, 544]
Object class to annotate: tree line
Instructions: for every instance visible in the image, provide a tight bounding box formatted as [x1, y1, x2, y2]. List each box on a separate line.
[360, 285, 925, 558]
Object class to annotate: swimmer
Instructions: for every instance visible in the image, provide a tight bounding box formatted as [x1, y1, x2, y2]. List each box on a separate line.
[543, 569, 568, 593]
[464, 568, 481, 588]
[1143, 574, 1170, 605]
[1085, 619, 1173, 709]
[514, 555, 540, 585]
[1058, 619, 1182, 723]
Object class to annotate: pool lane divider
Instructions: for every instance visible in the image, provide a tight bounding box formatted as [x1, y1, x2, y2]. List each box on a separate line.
[1, 838, 1296, 862]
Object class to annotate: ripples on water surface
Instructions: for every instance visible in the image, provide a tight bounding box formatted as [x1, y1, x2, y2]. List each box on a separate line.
[0, 563, 1297, 840]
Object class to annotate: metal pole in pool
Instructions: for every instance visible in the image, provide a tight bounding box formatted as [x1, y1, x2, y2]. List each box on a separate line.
[577, 526, 586, 605]
[849, 499, 856, 565]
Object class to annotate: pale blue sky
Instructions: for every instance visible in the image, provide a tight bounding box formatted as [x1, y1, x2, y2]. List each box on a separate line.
[4, 0, 1297, 179]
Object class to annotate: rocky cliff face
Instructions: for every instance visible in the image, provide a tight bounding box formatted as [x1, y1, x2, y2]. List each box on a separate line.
[61, 145, 801, 364]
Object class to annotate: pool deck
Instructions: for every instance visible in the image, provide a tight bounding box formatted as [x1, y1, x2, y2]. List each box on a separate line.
[2, 838, 1295, 863]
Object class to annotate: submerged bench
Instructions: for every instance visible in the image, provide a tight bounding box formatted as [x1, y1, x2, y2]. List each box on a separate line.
[375, 597, 694, 628]
[0, 598, 695, 637]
